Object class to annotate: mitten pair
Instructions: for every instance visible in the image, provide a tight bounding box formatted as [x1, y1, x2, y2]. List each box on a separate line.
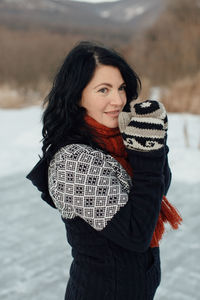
[118, 100, 168, 152]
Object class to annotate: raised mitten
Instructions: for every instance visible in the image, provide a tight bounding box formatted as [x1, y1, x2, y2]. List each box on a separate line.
[118, 100, 168, 152]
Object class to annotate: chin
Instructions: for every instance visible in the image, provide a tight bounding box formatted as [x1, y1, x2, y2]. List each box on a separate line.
[105, 120, 118, 128]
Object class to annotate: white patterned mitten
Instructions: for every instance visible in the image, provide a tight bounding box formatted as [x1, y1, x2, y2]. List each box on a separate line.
[118, 100, 168, 152]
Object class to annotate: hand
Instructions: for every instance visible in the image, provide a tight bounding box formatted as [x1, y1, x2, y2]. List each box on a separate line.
[118, 99, 168, 152]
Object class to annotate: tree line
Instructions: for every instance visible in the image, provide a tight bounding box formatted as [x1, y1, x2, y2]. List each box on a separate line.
[0, 0, 199, 112]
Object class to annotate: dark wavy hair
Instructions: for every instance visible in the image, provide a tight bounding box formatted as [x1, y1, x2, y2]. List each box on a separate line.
[42, 40, 141, 159]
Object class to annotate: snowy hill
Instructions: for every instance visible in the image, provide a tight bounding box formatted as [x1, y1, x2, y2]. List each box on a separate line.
[0, 0, 166, 31]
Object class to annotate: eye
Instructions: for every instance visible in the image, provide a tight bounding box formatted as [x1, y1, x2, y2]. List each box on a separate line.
[98, 87, 108, 94]
[119, 84, 126, 91]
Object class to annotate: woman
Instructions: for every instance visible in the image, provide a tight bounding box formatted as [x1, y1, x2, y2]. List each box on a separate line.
[27, 41, 182, 300]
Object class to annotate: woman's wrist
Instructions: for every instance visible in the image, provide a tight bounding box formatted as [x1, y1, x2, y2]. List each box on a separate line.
[126, 146, 166, 175]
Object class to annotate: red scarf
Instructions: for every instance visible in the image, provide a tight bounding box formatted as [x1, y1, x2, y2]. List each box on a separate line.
[85, 115, 182, 247]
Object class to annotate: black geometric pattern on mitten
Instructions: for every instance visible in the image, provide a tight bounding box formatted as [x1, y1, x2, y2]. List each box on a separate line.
[128, 119, 164, 130]
[122, 133, 164, 151]
[134, 100, 160, 116]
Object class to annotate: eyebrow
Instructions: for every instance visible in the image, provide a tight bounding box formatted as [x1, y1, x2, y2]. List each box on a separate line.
[94, 82, 126, 89]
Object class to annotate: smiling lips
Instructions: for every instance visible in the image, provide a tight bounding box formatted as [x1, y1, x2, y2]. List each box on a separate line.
[105, 110, 120, 117]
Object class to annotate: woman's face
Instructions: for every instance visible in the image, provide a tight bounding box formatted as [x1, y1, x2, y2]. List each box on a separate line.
[80, 65, 127, 128]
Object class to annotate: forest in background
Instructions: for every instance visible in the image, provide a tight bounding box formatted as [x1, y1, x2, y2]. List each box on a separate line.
[0, 0, 199, 113]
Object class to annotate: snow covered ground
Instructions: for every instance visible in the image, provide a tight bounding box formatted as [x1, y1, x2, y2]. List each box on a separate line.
[0, 106, 200, 299]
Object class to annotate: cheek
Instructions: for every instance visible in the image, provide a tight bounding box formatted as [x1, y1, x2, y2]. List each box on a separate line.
[122, 94, 127, 106]
[92, 97, 108, 111]
[80, 97, 94, 111]
[83, 100, 104, 117]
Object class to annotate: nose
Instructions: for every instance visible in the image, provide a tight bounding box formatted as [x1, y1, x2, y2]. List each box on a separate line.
[110, 90, 125, 106]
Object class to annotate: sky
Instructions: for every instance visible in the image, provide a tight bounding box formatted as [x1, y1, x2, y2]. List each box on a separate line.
[71, 0, 120, 3]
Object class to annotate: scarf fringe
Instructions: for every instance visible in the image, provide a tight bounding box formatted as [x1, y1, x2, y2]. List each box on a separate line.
[150, 195, 183, 247]
[161, 195, 183, 229]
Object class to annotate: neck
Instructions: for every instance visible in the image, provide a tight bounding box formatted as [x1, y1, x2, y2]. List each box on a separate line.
[84, 115, 133, 177]
[84, 115, 120, 138]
